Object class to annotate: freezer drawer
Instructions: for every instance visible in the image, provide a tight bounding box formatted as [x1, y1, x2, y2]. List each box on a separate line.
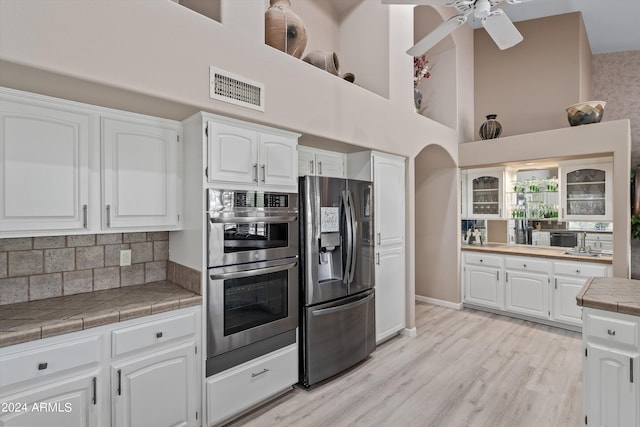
[301, 289, 375, 387]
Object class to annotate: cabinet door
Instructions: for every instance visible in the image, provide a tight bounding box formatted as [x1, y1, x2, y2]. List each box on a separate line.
[207, 121, 258, 185]
[552, 276, 584, 326]
[373, 154, 405, 246]
[112, 342, 196, 427]
[315, 151, 345, 178]
[375, 246, 405, 343]
[102, 117, 180, 229]
[0, 371, 101, 427]
[464, 265, 503, 309]
[560, 162, 613, 221]
[258, 132, 297, 190]
[466, 170, 503, 219]
[0, 97, 90, 235]
[586, 344, 638, 427]
[505, 270, 549, 319]
[298, 146, 315, 176]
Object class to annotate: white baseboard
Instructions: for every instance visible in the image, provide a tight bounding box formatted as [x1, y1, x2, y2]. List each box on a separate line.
[415, 295, 463, 310]
[400, 327, 417, 338]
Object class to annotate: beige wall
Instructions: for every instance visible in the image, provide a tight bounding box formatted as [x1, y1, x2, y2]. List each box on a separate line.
[593, 50, 640, 279]
[474, 12, 592, 140]
[459, 120, 632, 279]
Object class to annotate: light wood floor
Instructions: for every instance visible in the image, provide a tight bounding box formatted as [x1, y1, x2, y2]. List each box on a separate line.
[227, 303, 583, 427]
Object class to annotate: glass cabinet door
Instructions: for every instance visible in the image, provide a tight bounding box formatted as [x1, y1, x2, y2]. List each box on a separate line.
[560, 161, 612, 221]
[466, 170, 503, 219]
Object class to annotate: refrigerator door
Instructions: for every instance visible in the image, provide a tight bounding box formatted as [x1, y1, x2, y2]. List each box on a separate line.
[347, 179, 375, 295]
[301, 289, 376, 387]
[300, 176, 349, 306]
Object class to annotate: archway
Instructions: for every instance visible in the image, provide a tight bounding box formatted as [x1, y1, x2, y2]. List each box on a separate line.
[414, 143, 461, 306]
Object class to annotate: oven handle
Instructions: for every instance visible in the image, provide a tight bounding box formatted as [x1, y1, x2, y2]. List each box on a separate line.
[208, 214, 297, 224]
[209, 261, 297, 280]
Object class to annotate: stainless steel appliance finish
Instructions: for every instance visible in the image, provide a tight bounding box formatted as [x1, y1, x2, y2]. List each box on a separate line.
[207, 189, 298, 267]
[299, 176, 376, 387]
[205, 189, 299, 377]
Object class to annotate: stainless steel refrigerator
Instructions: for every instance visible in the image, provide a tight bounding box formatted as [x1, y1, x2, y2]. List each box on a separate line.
[299, 176, 376, 387]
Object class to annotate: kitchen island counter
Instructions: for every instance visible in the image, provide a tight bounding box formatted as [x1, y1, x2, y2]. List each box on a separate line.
[461, 242, 612, 264]
[576, 276, 640, 316]
[0, 281, 201, 348]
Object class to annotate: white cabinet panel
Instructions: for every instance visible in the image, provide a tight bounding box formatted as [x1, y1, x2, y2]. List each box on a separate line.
[112, 343, 196, 427]
[585, 343, 638, 427]
[298, 146, 345, 178]
[207, 121, 258, 185]
[102, 117, 180, 229]
[0, 370, 101, 427]
[505, 270, 549, 319]
[464, 265, 503, 309]
[552, 276, 585, 326]
[465, 168, 505, 219]
[259, 133, 297, 187]
[373, 154, 405, 247]
[375, 246, 405, 343]
[0, 95, 91, 235]
[559, 159, 613, 221]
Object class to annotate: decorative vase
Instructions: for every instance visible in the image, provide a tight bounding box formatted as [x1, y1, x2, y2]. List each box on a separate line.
[414, 88, 423, 113]
[303, 51, 340, 75]
[265, 0, 307, 58]
[479, 114, 502, 139]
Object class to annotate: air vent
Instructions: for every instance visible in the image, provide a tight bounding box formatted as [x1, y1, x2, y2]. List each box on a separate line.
[209, 66, 265, 111]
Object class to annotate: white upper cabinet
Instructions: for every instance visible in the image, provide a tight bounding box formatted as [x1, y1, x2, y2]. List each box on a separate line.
[0, 92, 91, 236]
[297, 146, 346, 178]
[559, 158, 613, 221]
[373, 153, 405, 247]
[465, 168, 505, 219]
[207, 118, 298, 192]
[102, 116, 181, 230]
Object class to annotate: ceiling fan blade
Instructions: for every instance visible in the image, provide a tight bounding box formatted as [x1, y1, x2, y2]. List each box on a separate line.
[381, 0, 456, 5]
[406, 14, 467, 56]
[482, 9, 523, 50]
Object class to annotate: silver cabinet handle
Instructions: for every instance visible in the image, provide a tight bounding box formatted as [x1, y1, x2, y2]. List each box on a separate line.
[82, 204, 88, 228]
[252, 368, 269, 378]
[92, 377, 97, 405]
[505, 272, 509, 282]
[377, 233, 381, 245]
[38, 362, 48, 370]
[608, 329, 616, 336]
[253, 164, 258, 183]
[261, 164, 266, 183]
[523, 264, 527, 268]
[117, 369, 122, 395]
[310, 160, 314, 174]
[496, 271, 500, 281]
[376, 253, 380, 265]
[318, 161, 323, 175]
[576, 269, 581, 274]
[106, 205, 111, 228]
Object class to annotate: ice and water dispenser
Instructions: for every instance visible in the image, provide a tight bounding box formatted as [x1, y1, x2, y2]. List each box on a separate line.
[318, 206, 343, 282]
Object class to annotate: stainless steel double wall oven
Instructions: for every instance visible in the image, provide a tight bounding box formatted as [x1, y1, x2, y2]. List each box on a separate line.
[206, 189, 299, 377]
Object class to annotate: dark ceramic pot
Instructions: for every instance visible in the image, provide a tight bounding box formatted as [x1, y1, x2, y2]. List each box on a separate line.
[479, 114, 502, 140]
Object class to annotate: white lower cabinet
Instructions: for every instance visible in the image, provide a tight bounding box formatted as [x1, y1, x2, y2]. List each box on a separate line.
[0, 307, 200, 427]
[463, 253, 503, 310]
[583, 309, 640, 426]
[463, 251, 611, 328]
[112, 343, 196, 427]
[375, 246, 405, 343]
[206, 342, 298, 426]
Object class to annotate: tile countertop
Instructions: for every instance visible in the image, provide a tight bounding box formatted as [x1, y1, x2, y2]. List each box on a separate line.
[0, 281, 202, 348]
[461, 243, 613, 264]
[577, 277, 640, 316]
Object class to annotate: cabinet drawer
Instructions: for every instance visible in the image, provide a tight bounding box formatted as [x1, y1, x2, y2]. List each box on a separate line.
[554, 261, 608, 277]
[464, 253, 501, 268]
[586, 313, 638, 348]
[0, 335, 100, 388]
[585, 233, 612, 241]
[206, 343, 297, 426]
[504, 257, 550, 273]
[112, 311, 196, 357]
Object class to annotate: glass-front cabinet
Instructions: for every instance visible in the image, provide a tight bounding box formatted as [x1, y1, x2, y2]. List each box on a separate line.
[465, 168, 505, 219]
[559, 159, 613, 221]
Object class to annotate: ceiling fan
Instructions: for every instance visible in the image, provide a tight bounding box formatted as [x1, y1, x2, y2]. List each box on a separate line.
[382, 0, 531, 56]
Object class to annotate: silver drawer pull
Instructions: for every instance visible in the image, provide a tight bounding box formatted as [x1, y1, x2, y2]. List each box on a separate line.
[156, 332, 163, 338]
[38, 362, 48, 370]
[523, 264, 527, 268]
[608, 329, 616, 336]
[251, 368, 270, 378]
[576, 270, 581, 274]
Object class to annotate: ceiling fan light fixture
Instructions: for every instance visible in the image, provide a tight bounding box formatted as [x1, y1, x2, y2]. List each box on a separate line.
[482, 9, 524, 50]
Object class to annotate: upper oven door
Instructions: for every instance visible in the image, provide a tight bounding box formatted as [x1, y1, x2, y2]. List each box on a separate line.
[207, 257, 299, 358]
[207, 189, 298, 267]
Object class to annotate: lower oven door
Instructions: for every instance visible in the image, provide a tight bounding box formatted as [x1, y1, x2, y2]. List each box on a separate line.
[207, 257, 298, 360]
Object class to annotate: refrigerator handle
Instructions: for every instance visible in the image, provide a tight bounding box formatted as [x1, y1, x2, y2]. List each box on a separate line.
[342, 190, 353, 285]
[347, 190, 357, 284]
